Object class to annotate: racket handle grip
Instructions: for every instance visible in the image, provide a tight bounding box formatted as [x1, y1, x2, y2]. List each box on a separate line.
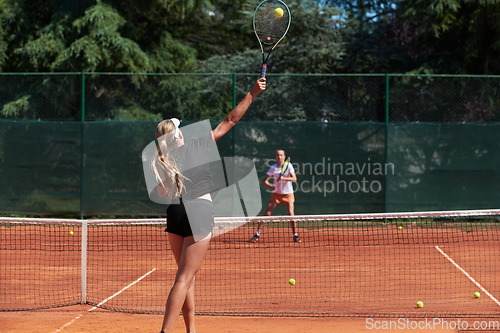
[260, 64, 267, 78]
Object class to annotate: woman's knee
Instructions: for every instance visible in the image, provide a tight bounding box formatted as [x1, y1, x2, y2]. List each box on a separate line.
[175, 274, 196, 288]
[188, 275, 195, 288]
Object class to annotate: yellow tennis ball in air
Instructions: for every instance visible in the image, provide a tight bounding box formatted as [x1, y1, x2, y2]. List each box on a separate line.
[474, 292, 480, 298]
[288, 278, 295, 286]
[69, 231, 74, 236]
[399, 226, 403, 230]
[274, 7, 284, 18]
[416, 301, 424, 308]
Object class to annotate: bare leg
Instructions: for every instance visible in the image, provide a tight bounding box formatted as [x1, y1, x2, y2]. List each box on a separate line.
[167, 233, 197, 332]
[286, 201, 296, 235]
[256, 200, 277, 233]
[161, 233, 210, 333]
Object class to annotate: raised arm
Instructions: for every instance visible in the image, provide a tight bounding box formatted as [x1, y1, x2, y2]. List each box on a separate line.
[212, 78, 266, 142]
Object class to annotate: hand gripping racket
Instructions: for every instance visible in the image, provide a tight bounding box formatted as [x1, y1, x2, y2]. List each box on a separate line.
[277, 157, 290, 182]
[253, 0, 291, 78]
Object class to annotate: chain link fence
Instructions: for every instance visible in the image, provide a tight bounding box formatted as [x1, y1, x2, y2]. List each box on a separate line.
[389, 75, 500, 122]
[1, 73, 500, 123]
[2, 73, 500, 217]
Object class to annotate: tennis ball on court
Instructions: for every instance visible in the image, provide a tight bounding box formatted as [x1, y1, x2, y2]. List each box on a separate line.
[288, 278, 295, 286]
[474, 292, 480, 298]
[69, 231, 74, 236]
[398, 226, 403, 230]
[416, 301, 424, 308]
[275, 8, 284, 18]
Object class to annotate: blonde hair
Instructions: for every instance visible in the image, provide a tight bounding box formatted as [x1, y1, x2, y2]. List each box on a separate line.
[151, 119, 187, 199]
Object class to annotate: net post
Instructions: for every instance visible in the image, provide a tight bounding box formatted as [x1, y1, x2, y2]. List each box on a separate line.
[385, 73, 389, 123]
[80, 220, 88, 305]
[232, 73, 236, 109]
[384, 73, 389, 216]
[80, 72, 86, 219]
[232, 73, 236, 157]
[81, 72, 85, 123]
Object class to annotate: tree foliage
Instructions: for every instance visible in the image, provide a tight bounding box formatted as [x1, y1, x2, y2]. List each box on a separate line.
[401, 0, 500, 74]
[336, 0, 500, 74]
[0, 0, 199, 73]
[1, 0, 500, 122]
[199, 0, 345, 74]
[2, 0, 499, 75]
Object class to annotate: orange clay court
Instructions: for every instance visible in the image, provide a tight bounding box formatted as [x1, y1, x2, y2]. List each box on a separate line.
[1, 213, 500, 332]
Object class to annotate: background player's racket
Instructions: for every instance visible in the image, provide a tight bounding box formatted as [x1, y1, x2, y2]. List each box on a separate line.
[277, 157, 290, 182]
[253, 0, 291, 78]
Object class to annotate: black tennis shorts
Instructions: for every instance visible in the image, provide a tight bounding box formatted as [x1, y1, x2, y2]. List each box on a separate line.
[166, 198, 215, 237]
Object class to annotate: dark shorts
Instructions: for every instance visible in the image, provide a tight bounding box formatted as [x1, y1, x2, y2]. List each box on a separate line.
[166, 198, 215, 237]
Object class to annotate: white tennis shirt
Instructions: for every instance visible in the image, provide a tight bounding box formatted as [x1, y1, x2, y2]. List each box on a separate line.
[267, 163, 295, 194]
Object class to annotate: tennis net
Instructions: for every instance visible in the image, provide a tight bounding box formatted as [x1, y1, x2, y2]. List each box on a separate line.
[1, 210, 500, 317]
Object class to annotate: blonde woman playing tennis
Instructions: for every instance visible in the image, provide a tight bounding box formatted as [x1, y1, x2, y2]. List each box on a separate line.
[153, 78, 266, 333]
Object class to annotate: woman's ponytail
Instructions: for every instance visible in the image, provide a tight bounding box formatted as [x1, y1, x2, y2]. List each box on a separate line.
[151, 120, 188, 199]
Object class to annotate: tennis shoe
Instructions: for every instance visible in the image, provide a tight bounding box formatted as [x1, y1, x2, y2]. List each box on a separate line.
[293, 235, 302, 243]
[250, 235, 259, 242]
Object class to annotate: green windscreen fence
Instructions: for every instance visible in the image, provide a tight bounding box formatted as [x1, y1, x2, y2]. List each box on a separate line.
[0, 120, 499, 217]
[386, 123, 500, 212]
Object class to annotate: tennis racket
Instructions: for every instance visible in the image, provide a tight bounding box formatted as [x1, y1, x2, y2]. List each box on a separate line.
[253, 0, 291, 78]
[277, 157, 290, 182]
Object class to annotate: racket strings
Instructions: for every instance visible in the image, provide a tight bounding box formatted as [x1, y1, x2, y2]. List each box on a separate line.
[254, 3, 289, 45]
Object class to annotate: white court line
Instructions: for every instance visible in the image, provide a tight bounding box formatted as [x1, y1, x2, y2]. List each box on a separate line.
[51, 314, 85, 333]
[88, 268, 157, 311]
[52, 268, 156, 333]
[435, 246, 500, 307]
